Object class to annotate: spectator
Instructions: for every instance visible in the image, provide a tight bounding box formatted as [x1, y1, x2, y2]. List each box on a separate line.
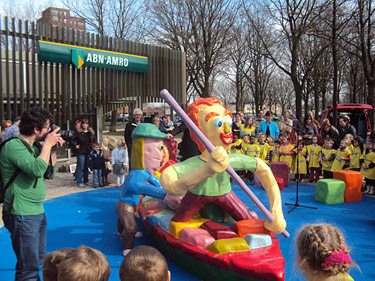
[338, 116, 357, 139]
[301, 114, 318, 146]
[257, 111, 279, 141]
[124, 108, 143, 170]
[307, 110, 321, 130]
[254, 110, 265, 129]
[161, 116, 173, 133]
[1, 107, 63, 281]
[295, 223, 357, 281]
[101, 137, 112, 185]
[57, 246, 111, 281]
[320, 119, 340, 149]
[152, 116, 163, 132]
[112, 138, 128, 187]
[2, 116, 21, 142]
[278, 111, 293, 136]
[71, 119, 96, 188]
[42, 248, 74, 281]
[232, 113, 242, 136]
[240, 116, 256, 137]
[0, 119, 12, 142]
[119, 245, 170, 281]
[88, 142, 105, 188]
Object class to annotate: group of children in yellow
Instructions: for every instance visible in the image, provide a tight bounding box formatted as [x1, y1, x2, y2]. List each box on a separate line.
[228, 131, 375, 195]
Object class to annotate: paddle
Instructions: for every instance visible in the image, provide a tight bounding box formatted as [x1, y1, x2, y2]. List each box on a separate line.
[160, 89, 290, 238]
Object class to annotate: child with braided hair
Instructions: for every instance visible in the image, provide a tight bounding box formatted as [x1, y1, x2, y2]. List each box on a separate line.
[296, 223, 358, 281]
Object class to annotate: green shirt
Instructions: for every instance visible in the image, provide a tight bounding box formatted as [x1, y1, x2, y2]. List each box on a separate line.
[172, 154, 257, 196]
[1, 137, 56, 215]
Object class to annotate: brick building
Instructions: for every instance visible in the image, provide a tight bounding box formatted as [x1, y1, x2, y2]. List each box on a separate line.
[37, 7, 85, 31]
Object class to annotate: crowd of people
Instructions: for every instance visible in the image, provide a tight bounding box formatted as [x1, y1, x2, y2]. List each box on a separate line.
[228, 110, 375, 195]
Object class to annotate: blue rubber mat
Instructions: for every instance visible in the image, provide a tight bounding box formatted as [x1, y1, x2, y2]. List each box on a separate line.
[0, 182, 373, 280]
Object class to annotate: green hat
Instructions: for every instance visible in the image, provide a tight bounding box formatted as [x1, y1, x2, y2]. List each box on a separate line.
[131, 123, 168, 140]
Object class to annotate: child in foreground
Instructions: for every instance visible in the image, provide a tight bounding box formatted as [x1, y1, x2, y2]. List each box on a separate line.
[296, 223, 357, 281]
[42, 248, 74, 281]
[119, 245, 170, 281]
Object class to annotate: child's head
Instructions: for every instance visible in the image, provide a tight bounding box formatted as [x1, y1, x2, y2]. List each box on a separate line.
[340, 139, 349, 148]
[233, 133, 239, 142]
[281, 135, 289, 144]
[366, 138, 374, 150]
[92, 142, 100, 152]
[119, 246, 170, 281]
[258, 133, 266, 144]
[101, 137, 109, 148]
[274, 140, 281, 148]
[324, 139, 334, 149]
[353, 136, 363, 148]
[266, 135, 275, 144]
[295, 224, 356, 279]
[250, 135, 256, 144]
[243, 134, 250, 144]
[297, 141, 304, 149]
[42, 248, 74, 281]
[344, 134, 354, 143]
[312, 135, 319, 144]
[117, 138, 125, 148]
[57, 246, 111, 281]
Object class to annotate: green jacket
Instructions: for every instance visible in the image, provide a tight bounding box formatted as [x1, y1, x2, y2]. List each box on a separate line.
[1, 137, 56, 215]
[172, 154, 257, 196]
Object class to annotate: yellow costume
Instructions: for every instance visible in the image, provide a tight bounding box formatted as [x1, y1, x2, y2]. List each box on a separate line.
[331, 148, 351, 172]
[261, 143, 273, 164]
[242, 143, 260, 157]
[347, 144, 354, 153]
[271, 147, 279, 162]
[279, 144, 294, 169]
[307, 144, 322, 168]
[360, 149, 375, 180]
[349, 146, 361, 169]
[239, 124, 256, 137]
[228, 139, 243, 154]
[293, 147, 307, 175]
[321, 148, 336, 172]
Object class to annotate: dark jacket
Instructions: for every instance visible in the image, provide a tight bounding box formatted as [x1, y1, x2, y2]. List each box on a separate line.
[320, 125, 340, 149]
[124, 119, 140, 155]
[88, 149, 105, 170]
[338, 124, 357, 139]
[72, 127, 96, 154]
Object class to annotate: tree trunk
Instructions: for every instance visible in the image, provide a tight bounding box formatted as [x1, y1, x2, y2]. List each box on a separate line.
[110, 110, 117, 132]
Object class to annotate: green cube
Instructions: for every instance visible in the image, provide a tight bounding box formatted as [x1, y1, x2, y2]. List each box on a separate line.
[315, 179, 345, 204]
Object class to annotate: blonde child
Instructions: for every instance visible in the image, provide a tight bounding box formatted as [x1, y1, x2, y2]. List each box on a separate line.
[344, 134, 354, 153]
[57, 246, 111, 281]
[279, 135, 294, 170]
[119, 245, 170, 281]
[293, 141, 307, 181]
[264, 135, 275, 165]
[307, 135, 322, 183]
[271, 140, 281, 162]
[331, 139, 351, 172]
[258, 133, 267, 161]
[321, 139, 336, 178]
[240, 134, 250, 155]
[228, 133, 242, 154]
[295, 223, 357, 281]
[349, 136, 363, 171]
[101, 137, 112, 185]
[112, 138, 128, 187]
[360, 139, 375, 195]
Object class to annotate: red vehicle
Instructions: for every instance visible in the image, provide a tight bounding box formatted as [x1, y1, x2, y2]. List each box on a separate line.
[320, 103, 373, 139]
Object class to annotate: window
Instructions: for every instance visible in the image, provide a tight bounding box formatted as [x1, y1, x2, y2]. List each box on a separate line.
[52, 16, 58, 22]
[52, 10, 58, 16]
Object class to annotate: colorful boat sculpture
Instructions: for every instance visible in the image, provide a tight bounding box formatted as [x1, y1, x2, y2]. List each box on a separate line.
[138, 197, 285, 281]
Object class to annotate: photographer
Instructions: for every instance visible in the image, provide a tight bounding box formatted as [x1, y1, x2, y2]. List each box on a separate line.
[1, 107, 63, 281]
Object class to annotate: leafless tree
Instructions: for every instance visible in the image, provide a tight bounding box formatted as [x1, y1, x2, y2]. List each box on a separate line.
[212, 79, 236, 109]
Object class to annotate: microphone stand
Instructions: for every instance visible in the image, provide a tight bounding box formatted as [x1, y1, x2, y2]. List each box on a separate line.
[277, 118, 317, 213]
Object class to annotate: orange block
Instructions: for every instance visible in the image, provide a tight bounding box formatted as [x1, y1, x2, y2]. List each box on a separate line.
[233, 219, 270, 237]
[333, 170, 362, 203]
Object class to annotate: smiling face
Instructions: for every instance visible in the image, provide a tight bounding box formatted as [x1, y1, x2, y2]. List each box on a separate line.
[198, 103, 233, 149]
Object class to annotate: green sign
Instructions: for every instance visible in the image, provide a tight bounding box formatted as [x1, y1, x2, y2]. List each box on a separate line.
[38, 40, 148, 72]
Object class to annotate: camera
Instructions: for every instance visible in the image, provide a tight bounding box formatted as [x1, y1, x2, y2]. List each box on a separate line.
[50, 124, 75, 141]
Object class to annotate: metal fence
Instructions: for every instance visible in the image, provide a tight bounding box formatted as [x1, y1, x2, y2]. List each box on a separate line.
[0, 16, 186, 127]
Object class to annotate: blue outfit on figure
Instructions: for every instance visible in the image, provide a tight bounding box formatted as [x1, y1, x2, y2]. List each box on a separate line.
[119, 169, 167, 206]
[257, 120, 279, 140]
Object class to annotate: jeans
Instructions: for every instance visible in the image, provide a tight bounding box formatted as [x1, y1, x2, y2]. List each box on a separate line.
[76, 153, 89, 184]
[3, 212, 47, 281]
[92, 169, 103, 187]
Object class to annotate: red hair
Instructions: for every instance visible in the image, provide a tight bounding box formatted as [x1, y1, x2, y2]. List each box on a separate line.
[187, 98, 231, 152]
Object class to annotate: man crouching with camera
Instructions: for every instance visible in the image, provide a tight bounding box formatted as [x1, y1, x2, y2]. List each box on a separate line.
[1, 107, 63, 281]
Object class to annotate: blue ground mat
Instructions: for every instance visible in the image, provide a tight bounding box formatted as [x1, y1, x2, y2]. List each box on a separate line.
[0, 182, 373, 281]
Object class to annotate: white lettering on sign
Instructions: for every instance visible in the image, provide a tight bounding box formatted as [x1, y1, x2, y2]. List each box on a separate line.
[87, 53, 92, 62]
[106, 56, 111, 64]
[98, 55, 104, 64]
[86, 52, 129, 67]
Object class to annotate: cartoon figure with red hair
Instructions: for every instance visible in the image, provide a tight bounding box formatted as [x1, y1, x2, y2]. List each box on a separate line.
[160, 98, 286, 234]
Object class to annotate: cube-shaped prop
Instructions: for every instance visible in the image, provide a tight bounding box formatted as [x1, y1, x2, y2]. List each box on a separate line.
[333, 170, 362, 203]
[206, 237, 249, 254]
[169, 217, 209, 239]
[233, 219, 270, 238]
[253, 173, 262, 187]
[201, 221, 239, 240]
[243, 234, 272, 250]
[275, 177, 284, 190]
[179, 228, 215, 249]
[315, 179, 345, 204]
[271, 161, 289, 187]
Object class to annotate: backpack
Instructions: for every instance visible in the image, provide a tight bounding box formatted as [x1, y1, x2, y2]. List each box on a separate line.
[0, 137, 33, 204]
